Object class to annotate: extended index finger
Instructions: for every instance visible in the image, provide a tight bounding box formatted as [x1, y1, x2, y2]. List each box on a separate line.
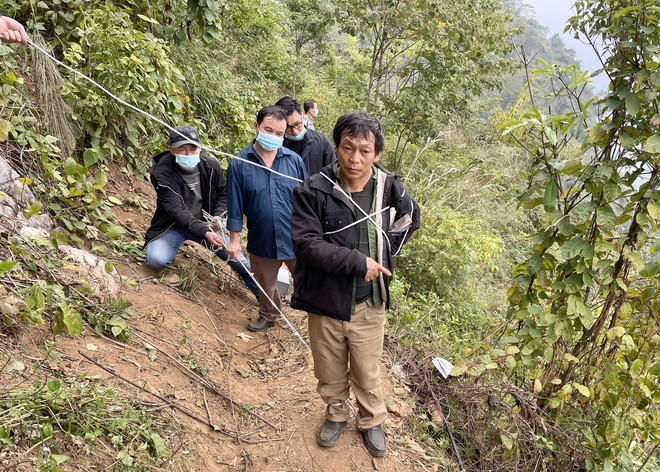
[378, 264, 392, 277]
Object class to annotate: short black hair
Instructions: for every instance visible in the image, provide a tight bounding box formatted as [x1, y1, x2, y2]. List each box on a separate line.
[304, 99, 316, 113]
[275, 96, 303, 117]
[256, 105, 287, 125]
[332, 111, 385, 155]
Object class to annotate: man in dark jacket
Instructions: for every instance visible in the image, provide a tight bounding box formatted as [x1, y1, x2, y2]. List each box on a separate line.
[290, 112, 420, 457]
[144, 125, 259, 299]
[275, 96, 335, 176]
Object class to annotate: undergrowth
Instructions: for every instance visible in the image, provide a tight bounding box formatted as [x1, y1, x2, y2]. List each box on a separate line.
[0, 364, 180, 471]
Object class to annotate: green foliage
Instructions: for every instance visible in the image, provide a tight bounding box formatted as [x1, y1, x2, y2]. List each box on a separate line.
[6, 1, 650, 469]
[398, 205, 502, 294]
[388, 278, 495, 355]
[179, 315, 204, 374]
[0, 373, 175, 470]
[221, 0, 295, 92]
[169, 40, 262, 154]
[283, 0, 333, 96]
[86, 297, 133, 342]
[0, 231, 131, 340]
[334, 0, 516, 169]
[175, 263, 201, 294]
[495, 0, 598, 116]
[449, 2, 660, 469]
[60, 7, 186, 175]
[390, 205, 504, 356]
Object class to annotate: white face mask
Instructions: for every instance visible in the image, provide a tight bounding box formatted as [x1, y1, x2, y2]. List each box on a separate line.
[175, 153, 200, 171]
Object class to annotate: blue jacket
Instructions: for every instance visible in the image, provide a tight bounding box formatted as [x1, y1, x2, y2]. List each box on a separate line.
[227, 142, 308, 259]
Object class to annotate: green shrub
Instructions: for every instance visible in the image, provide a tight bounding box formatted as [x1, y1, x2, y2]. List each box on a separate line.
[398, 205, 502, 295]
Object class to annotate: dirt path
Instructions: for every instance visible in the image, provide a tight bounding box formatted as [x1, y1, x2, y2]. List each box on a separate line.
[49, 166, 434, 471]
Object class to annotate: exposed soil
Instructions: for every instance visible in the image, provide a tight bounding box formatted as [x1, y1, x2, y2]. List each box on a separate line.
[1, 163, 438, 471]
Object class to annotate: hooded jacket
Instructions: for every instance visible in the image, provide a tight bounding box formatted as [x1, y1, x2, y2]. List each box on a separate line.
[290, 163, 421, 321]
[283, 128, 336, 177]
[144, 150, 226, 246]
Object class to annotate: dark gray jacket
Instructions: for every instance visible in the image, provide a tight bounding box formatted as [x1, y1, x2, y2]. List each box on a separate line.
[144, 151, 225, 246]
[290, 163, 421, 321]
[283, 129, 335, 177]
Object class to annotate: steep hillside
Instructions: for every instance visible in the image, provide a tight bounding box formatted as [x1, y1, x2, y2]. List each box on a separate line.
[1, 162, 441, 471]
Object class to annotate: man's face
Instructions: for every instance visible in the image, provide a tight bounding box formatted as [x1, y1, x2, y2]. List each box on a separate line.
[285, 111, 305, 136]
[336, 131, 380, 186]
[169, 143, 200, 155]
[255, 115, 286, 138]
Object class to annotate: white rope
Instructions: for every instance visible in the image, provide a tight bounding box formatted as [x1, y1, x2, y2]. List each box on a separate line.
[27, 38, 406, 244]
[25, 38, 412, 351]
[201, 211, 310, 351]
[320, 172, 392, 250]
[323, 207, 390, 235]
[26, 39, 303, 184]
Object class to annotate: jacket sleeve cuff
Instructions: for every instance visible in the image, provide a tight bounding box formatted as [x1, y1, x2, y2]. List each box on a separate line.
[227, 218, 243, 232]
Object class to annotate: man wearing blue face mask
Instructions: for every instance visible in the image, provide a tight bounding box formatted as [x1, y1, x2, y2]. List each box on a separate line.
[276, 96, 335, 177]
[144, 125, 259, 299]
[303, 99, 318, 131]
[226, 106, 308, 331]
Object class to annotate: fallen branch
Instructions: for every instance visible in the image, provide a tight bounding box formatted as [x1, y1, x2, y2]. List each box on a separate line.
[131, 330, 279, 430]
[78, 349, 281, 444]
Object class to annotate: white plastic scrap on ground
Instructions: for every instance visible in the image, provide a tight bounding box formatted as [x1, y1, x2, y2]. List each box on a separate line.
[432, 356, 453, 379]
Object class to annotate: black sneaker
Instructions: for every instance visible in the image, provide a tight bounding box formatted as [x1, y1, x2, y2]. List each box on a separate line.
[317, 419, 346, 447]
[362, 425, 386, 457]
[247, 317, 275, 332]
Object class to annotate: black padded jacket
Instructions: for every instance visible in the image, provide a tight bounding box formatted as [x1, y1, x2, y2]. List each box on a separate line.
[290, 163, 420, 321]
[144, 151, 226, 246]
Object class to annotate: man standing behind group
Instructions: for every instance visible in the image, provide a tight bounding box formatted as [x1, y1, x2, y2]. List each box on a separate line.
[227, 106, 308, 331]
[303, 99, 318, 130]
[276, 96, 335, 177]
[290, 112, 420, 457]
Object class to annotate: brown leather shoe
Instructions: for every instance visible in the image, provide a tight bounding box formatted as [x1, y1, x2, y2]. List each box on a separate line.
[317, 419, 346, 447]
[247, 317, 275, 332]
[362, 425, 386, 457]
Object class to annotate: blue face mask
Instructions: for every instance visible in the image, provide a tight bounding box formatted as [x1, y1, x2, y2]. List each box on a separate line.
[175, 153, 200, 171]
[313, 109, 318, 117]
[285, 127, 307, 142]
[256, 130, 284, 151]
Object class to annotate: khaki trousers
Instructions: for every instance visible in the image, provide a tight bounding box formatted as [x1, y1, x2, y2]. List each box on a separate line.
[249, 254, 296, 322]
[308, 301, 387, 430]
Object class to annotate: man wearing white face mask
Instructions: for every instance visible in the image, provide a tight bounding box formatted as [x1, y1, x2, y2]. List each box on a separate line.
[226, 106, 308, 331]
[276, 96, 335, 177]
[144, 125, 259, 299]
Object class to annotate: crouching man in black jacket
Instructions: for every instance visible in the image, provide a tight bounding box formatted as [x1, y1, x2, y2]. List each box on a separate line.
[144, 125, 259, 299]
[290, 112, 421, 457]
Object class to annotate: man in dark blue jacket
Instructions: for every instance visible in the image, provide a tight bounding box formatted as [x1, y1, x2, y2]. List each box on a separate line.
[291, 112, 420, 457]
[144, 125, 258, 299]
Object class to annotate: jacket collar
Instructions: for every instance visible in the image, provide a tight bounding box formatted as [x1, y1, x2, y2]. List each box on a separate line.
[312, 163, 387, 211]
[245, 140, 290, 162]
